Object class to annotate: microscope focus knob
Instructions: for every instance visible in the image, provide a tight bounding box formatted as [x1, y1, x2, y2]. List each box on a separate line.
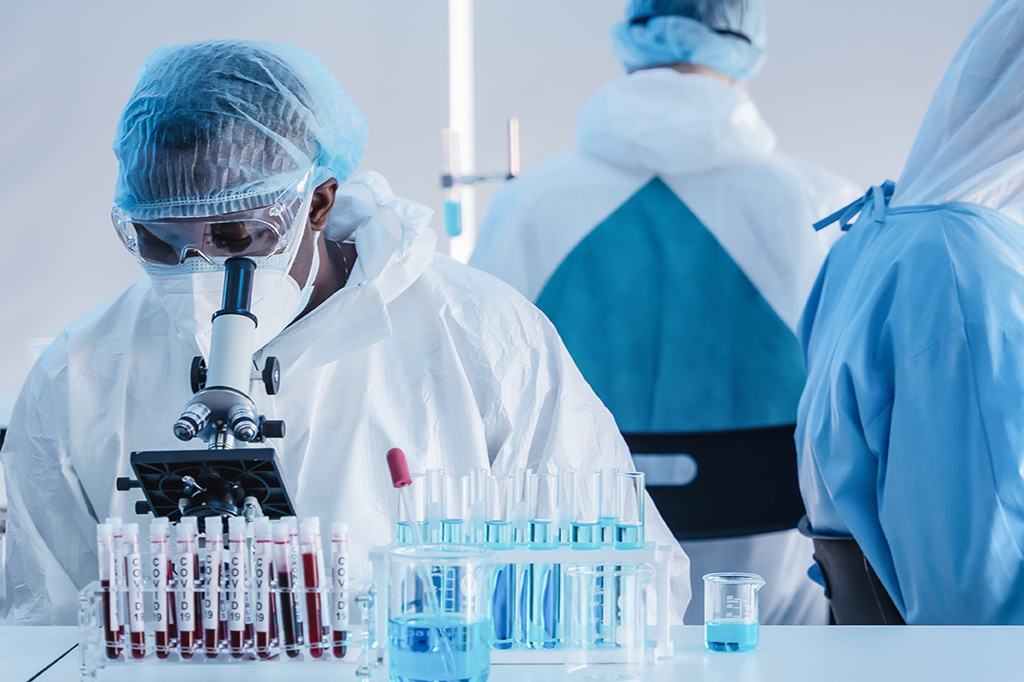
[262, 356, 281, 396]
[190, 356, 207, 393]
[135, 500, 152, 515]
[261, 419, 286, 439]
[116, 477, 140, 491]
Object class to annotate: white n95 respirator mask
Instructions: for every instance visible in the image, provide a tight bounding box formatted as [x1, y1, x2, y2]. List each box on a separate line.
[142, 199, 320, 359]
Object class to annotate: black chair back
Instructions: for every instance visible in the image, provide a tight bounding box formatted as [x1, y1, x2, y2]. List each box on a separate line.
[622, 424, 806, 540]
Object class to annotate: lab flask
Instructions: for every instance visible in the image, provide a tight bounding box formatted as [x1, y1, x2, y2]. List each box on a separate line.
[387, 544, 496, 682]
[703, 572, 765, 652]
[564, 562, 653, 680]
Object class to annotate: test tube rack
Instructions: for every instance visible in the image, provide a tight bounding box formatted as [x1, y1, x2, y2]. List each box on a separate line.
[366, 542, 674, 667]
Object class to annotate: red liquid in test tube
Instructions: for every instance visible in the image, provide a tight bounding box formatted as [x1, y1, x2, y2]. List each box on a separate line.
[300, 519, 325, 658]
[96, 523, 122, 660]
[330, 522, 350, 659]
[123, 524, 147, 659]
[176, 517, 199, 658]
[105, 518, 127, 648]
[226, 517, 249, 659]
[149, 520, 171, 658]
[202, 517, 224, 658]
[273, 520, 301, 658]
[252, 518, 275, 659]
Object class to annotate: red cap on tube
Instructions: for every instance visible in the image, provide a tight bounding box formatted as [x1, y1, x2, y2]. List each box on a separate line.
[386, 448, 413, 488]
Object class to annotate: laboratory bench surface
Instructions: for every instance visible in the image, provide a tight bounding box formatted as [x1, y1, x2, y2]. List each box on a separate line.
[5, 625, 1023, 681]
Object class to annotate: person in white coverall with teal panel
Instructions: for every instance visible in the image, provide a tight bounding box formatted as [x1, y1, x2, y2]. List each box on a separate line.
[471, 0, 859, 624]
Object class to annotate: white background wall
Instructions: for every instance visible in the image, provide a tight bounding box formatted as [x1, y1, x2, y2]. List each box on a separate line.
[0, 0, 991, 413]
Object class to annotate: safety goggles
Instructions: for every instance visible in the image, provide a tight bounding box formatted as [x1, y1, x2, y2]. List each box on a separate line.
[112, 167, 316, 266]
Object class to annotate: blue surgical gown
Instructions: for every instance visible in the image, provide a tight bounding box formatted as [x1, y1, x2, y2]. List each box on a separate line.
[797, 198, 1024, 624]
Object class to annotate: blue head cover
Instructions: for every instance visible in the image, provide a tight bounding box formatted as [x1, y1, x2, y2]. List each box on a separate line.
[113, 40, 368, 219]
[611, 0, 766, 81]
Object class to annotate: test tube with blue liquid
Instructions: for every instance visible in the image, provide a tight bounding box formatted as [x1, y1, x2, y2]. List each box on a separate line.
[615, 472, 645, 549]
[598, 468, 619, 545]
[486, 475, 516, 649]
[570, 471, 601, 550]
[524, 473, 560, 649]
[441, 128, 463, 238]
[512, 468, 532, 545]
[442, 475, 469, 544]
[557, 470, 574, 545]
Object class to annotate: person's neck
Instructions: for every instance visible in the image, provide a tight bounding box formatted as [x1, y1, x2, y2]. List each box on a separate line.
[638, 63, 735, 87]
[296, 238, 355, 321]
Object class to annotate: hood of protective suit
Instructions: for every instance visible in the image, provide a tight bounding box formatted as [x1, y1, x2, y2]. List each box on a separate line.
[892, 0, 1024, 225]
[575, 68, 775, 176]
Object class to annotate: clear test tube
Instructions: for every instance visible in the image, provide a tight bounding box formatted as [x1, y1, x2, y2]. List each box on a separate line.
[513, 468, 533, 545]
[273, 520, 302, 658]
[599, 468, 620, 545]
[425, 469, 445, 542]
[300, 519, 326, 658]
[330, 522, 350, 659]
[442, 128, 463, 238]
[524, 474, 560, 650]
[96, 523, 122, 660]
[616, 472, 646, 549]
[225, 517, 248, 658]
[175, 517, 200, 658]
[570, 471, 601, 550]
[251, 518, 275, 659]
[468, 468, 489, 545]
[122, 524, 146, 659]
[557, 470, 574, 545]
[149, 519, 172, 658]
[487, 475, 516, 650]
[202, 516, 223, 658]
[442, 474, 469, 543]
[397, 473, 427, 545]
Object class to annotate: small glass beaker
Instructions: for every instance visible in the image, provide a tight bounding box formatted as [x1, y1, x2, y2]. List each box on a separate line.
[387, 544, 496, 682]
[564, 563, 653, 681]
[703, 572, 765, 653]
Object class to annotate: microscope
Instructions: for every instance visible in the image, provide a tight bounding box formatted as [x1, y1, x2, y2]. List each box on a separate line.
[117, 257, 296, 521]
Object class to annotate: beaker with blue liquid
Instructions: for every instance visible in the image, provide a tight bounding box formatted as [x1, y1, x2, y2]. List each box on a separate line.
[703, 572, 765, 653]
[387, 545, 496, 682]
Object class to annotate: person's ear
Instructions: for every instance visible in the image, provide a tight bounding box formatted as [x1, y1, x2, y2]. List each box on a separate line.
[308, 178, 339, 232]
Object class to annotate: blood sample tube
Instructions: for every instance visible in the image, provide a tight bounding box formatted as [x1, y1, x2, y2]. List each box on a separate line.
[96, 523, 122, 659]
[310, 517, 330, 645]
[123, 524, 146, 659]
[283, 516, 305, 645]
[226, 516, 249, 658]
[252, 518, 274, 659]
[273, 520, 302, 658]
[330, 522, 350, 659]
[300, 519, 325, 658]
[105, 517, 126, 646]
[202, 516, 224, 658]
[149, 519, 171, 658]
[175, 517, 199, 658]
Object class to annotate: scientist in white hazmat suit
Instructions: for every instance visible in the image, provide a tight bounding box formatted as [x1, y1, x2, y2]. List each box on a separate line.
[0, 39, 689, 625]
[471, 0, 859, 624]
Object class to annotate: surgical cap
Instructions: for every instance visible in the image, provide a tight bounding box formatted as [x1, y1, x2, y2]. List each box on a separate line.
[611, 0, 766, 81]
[113, 40, 368, 219]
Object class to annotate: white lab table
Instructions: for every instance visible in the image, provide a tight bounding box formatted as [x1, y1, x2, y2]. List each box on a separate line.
[13, 625, 1024, 681]
[0, 626, 78, 682]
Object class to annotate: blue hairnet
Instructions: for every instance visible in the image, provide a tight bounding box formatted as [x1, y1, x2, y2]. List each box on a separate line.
[113, 40, 368, 219]
[611, 0, 766, 81]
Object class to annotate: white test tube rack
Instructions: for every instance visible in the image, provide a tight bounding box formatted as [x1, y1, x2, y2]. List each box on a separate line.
[367, 542, 674, 667]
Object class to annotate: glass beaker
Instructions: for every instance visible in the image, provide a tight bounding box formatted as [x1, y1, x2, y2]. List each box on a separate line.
[703, 572, 765, 653]
[564, 563, 653, 681]
[387, 544, 496, 682]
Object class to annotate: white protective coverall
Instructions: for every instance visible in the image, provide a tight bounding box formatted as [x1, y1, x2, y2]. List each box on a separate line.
[1, 172, 690, 625]
[471, 69, 860, 625]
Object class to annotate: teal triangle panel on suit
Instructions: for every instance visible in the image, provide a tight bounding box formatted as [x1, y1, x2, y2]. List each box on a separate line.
[535, 177, 806, 433]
